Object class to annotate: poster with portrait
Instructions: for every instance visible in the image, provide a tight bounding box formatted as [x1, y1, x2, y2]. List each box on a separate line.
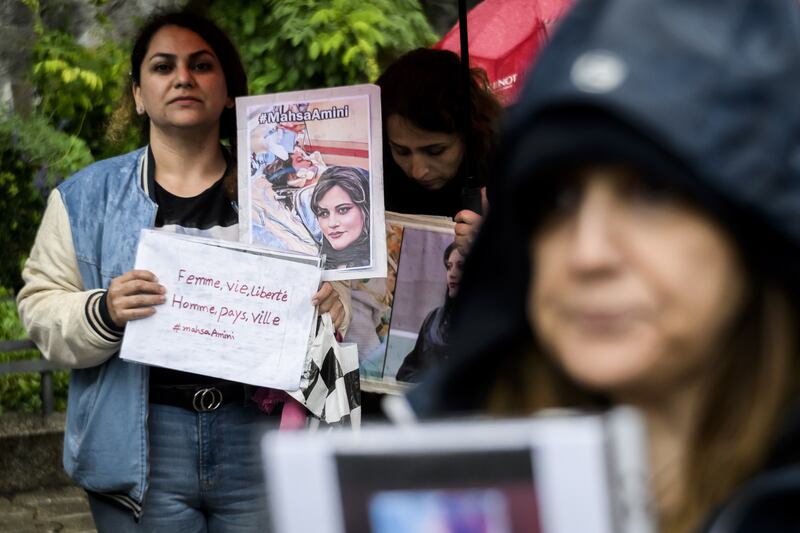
[345, 213, 457, 394]
[236, 84, 386, 281]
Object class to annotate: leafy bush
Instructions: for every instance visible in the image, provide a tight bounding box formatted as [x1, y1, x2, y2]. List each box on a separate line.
[0, 293, 27, 340]
[1, 1, 133, 292]
[0, 113, 93, 292]
[31, 29, 133, 159]
[0, 369, 70, 415]
[0, 295, 69, 414]
[26, 0, 135, 160]
[209, 0, 437, 94]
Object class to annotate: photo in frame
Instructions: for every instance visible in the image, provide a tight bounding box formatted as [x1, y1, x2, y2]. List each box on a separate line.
[344, 213, 457, 393]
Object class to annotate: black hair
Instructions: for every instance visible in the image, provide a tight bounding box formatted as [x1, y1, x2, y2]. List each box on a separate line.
[443, 241, 458, 267]
[377, 48, 501, 187]
[439, 240, 462, 335]
[129, 11, 247, 146]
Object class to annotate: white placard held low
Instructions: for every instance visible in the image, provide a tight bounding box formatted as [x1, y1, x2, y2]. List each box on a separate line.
[120, 229, 322, 390]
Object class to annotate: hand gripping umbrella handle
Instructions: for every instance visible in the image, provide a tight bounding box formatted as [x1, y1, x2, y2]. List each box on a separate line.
[461, 184, 483, 215]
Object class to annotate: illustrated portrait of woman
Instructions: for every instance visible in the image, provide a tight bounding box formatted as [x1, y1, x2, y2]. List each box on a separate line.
[311, 165, 371, 269]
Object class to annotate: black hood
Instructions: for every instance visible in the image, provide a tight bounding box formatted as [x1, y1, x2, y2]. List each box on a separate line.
[408, 0, 800, 416]
[700, 397, 800, 532]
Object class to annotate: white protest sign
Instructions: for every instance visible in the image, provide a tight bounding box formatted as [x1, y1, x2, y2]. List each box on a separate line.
[120, 229, 322, 390]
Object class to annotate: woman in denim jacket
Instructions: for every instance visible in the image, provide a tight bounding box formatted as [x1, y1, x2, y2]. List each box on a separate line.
[17, 12, 350, 532]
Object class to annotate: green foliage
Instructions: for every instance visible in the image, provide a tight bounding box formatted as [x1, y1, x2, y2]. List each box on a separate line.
[0, 112, 94, 186]
[0, 170, 40, 293]
[0, 369, 69, 415]
[0, 298, 69, 414]
[30, 25, 133, 159]
[0, 293, 27, 340]
[209, 0, 437, 94]
[0, 112, 93, 292]
[0, 1, 134, 293]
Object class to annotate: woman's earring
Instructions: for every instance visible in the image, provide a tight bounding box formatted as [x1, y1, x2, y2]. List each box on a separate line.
[136, 104, 145, 115]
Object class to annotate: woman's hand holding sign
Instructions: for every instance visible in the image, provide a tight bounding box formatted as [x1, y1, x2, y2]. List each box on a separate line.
[312, 282, 345, 331]
[107, 270, 166, 327]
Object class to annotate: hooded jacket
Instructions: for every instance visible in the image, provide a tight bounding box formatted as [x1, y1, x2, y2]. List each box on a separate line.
[407, 0, 800, 530]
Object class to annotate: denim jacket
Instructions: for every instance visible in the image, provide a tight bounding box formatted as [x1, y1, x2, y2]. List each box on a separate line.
[18, 146, 352, 516]
[60, 148, 156, 513]
[18, 148, 156, 515]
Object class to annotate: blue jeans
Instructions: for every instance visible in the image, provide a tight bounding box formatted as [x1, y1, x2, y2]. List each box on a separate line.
[88, 402, 277, 532]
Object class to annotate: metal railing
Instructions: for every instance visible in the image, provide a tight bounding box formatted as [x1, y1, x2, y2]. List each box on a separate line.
[0, 339, 64, 417]
[0, 295, 64, 416]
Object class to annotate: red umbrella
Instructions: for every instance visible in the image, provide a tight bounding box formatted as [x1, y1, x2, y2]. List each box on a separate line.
[435, 0, 575, 106]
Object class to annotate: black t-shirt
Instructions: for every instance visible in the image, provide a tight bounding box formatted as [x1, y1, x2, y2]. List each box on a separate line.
[145, 147, 239, 387]
[383, 163, 468, 218]
[153, 177, 237, 231]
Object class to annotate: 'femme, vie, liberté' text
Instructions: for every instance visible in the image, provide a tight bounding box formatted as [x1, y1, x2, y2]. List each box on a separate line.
[176, 269, 289, 302]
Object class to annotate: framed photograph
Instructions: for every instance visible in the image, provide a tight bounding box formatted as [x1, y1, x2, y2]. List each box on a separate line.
[343, 213, 457, 393]
[236, 84, 386, 281]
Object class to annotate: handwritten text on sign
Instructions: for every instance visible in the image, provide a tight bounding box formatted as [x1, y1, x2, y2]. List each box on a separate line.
[172, 269, 288, 327]
[120, 230, 322, 390]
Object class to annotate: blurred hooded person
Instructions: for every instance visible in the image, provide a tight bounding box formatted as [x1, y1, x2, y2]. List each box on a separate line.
[408, 1, 800, 532]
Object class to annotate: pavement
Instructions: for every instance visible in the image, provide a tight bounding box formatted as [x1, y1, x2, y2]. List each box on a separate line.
[0, 412, 96, 532]
[0, 486, 95, 533]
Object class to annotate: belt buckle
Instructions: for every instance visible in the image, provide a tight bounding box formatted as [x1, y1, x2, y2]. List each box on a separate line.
[192, 387, 223, 412]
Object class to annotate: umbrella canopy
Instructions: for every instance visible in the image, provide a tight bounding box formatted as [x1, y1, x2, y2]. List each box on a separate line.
[434, 0, 575, 105]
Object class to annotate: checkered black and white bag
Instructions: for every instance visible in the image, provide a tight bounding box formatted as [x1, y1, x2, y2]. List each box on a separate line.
[288, 313, 361, 428]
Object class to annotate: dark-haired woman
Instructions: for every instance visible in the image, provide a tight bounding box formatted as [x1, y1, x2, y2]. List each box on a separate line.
[376, 48, 501, 254]
[310, 165, 371, 270]
[17, 12, 349, 531]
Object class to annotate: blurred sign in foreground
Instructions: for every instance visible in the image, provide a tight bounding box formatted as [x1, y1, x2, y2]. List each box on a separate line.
[262, 407, 654, 533]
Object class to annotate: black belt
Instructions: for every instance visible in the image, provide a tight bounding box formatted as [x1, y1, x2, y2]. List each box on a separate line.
[149, 382, 250, 412]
